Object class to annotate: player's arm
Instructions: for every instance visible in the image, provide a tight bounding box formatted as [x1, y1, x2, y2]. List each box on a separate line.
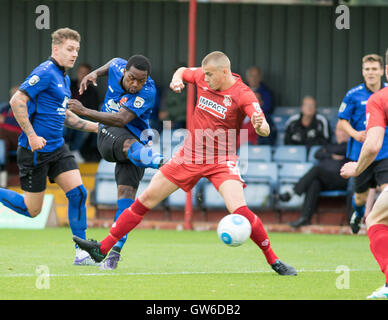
[341, 127, 384, 178]
[251, 112, 270, 137]
[79, 58, 116, 95]
[67, 99, 136, 128]
[169, 67, 187, 93]
[64, 109, 99, 133]
[9, 90, 46, 151]
[341, 95, 386, 179]
[337, 119, 366, 143]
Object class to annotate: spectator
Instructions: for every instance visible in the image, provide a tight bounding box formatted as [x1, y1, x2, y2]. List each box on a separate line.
[0, 86, 22, 157]
[159, 63, 187, 130]
[245, 66, 274, 116]
[66, 63, 100, 162]
[245, 66, 277, 145]
[284, 96, 331, 147]
[279, 125, 349, 228]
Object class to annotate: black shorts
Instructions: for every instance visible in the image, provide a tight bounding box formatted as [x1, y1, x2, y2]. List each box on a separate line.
[97, 125, 145, 188]
[354, 158, 388, 193]
[17, 144, 78, 192]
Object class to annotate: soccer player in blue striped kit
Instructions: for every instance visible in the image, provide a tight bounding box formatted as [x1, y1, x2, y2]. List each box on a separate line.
[68, 55, 163, 270]
[0, 28, 99, 265]
[338, 54, 388, 234]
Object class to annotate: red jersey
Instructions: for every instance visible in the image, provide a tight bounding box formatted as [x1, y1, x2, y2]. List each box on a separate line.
[366, 87, 388, 130]
[181, 67, 263, 164]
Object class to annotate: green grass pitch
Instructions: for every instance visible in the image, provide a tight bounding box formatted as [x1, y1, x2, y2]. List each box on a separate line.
[0, 228, 383, 300]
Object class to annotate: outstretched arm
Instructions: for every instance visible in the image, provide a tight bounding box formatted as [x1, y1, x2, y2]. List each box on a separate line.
[64, 109, 99, 133]
[169, 67, 187, 93]
[79, 58, 116, 95]
[68, 99, 136, 128]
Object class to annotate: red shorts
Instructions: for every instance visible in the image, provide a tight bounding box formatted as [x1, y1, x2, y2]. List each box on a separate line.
[159, 149, 245, 192]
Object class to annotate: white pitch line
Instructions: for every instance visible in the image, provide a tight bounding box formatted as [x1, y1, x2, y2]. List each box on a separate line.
[0, 268, 378, 278]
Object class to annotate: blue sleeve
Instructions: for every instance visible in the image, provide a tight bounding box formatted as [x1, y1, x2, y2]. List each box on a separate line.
[108, 58, 126, 75]
[121, 91, 155, 117]
[19, 66, 52, 100]
[337, 91, 354, 121]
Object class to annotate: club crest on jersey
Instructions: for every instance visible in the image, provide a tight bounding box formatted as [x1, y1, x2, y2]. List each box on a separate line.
[223, 95, 232, 107]
[134, 96, 145, 108]
[198, 96, 227, 119]
[28, 75, 40, 86]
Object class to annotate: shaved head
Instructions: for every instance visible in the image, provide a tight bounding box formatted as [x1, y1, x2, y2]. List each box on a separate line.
[201, 51, 231, 70]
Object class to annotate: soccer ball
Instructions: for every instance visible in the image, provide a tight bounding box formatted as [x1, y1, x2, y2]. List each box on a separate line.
[217, 214, 252, 247]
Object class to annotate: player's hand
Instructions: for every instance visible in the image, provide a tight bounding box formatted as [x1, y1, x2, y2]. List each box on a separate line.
[79, 72, 98, 95]
[354, 130, 367, 143]
[28, 133, 46, 152]
[170, 79, 185, 93]
[68, 99, 87, 116]
[251, 112, 264, 131]
[340, 161, 358, 179]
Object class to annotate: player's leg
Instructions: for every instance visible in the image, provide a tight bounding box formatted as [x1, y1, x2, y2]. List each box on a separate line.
[350, 165, 374, 233]
[0, 147, 48, 217]
[73, 154, 201, 262]
[100, 162, 144, 270]
[49, 145, 96, 265]
[208, 159, 297, 276]
[123, 138, 164, 169]
[365, 187, 388, 298]
[54, 168, 98, 266]
[73, 170, 180, 262]
[98, 125, 163, 169]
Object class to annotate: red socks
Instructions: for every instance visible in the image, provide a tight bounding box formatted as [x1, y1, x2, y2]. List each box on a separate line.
[99, 201, 279, 266]
[100, 199, 149, 254]
[234, 206, 278, 265]
[368, 224, 388, 284]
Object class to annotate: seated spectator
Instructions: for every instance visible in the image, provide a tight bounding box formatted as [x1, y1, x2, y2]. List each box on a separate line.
[279, 125, 349, 228]
[0, 86, 22, 157]
[66, 63, 100, 162]
[245, 66, 277, 145]
[159, 63, 187, 130]
[284, 96, 331, 147]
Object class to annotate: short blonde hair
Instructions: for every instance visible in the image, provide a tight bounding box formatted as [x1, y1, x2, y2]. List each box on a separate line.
[386, 49, 388, 65]
[51, 27, 80, 46]
[362, 54, 384, 69]
[201, 51, 231, 69]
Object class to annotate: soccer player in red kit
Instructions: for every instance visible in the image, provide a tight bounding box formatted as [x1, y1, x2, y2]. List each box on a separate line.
[341, 49, 388, 298]
[74, 51, 297, 276]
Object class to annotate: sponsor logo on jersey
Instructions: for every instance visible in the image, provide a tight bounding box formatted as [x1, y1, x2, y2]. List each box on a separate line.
[105, 99, 120, 112]
[198, 96, 227, 119]
[120, 96, 128, 105]
[28, 75, 40, 86]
